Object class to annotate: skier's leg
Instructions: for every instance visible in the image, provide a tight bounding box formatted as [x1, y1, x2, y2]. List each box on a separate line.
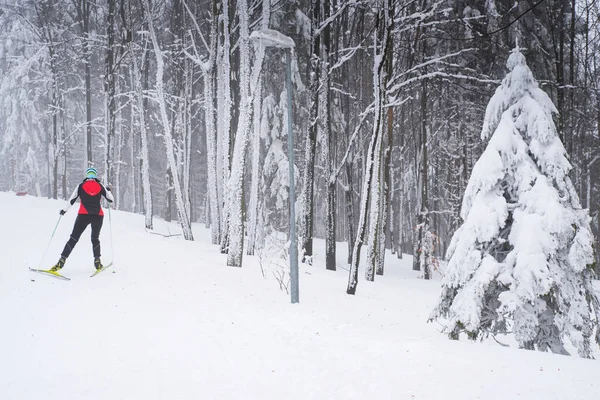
[90, 215, 104, 259]
[61, 215, 91, 259]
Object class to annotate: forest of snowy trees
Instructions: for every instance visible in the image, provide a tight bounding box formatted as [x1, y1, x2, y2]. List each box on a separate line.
[1, 0, 600, 288]
[2, 0, 600, 356]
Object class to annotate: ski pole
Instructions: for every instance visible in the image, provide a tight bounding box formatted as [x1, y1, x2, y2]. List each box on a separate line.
[38, 215, 62, 269]
[108, 204, 114, 265]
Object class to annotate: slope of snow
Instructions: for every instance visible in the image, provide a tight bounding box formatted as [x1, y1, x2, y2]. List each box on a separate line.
[1, 191, 598, 399]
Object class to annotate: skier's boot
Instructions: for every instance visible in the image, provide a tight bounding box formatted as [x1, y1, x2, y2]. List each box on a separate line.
[50, 257, 66, 272]
[94, 257, 103, 271]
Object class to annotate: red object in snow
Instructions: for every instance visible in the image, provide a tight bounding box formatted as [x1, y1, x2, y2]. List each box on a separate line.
[15, 192, 28, 196]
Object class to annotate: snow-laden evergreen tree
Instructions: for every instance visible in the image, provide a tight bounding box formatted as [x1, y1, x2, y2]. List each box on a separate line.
[430, 47, 600, 358]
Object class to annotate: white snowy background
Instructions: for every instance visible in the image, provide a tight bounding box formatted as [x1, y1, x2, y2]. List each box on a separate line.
[1, 191, 599, 399]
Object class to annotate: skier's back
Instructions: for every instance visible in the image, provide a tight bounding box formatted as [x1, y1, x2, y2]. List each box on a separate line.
[51, 167, 114, 272]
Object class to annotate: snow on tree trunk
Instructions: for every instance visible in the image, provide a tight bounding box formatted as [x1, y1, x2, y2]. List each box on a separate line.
[345, 161, 355, 265]
[364, 119, 383, 281]
[172, 1, 192, 223]
[376, 174, 387, 275]
[430, 47, 600, 358]
[143, 0, 192, 240]
[204, 64, 220, 243]
[389, 165, 395, 257]
[347, 5, 389, 293]
[203, 0, 221, 244]
[51, 80, 59, 199]
[325, 178, 336, 270]
[377, 9, 395, 275]
[414, 73, 433, 280]
[217, 0, 233, 254]
[182, 57, 193, 222]
[247, 73, 263, 256]
[247, 0, 271, 256]
[24, 148, 42, 197]
[129, 39, 153, 230]
[183, 0, 220, 240]
[82, 1, 92, 167]
[300, 0, 320, 266]
[104, 0, 117, 186]
[114, 77, 123, 209]
[128, 66, 136, 212]
[365, 2, 390, 282]
[347, 121, 383, 294]
[319, 5, 336, 271]
[226, 0, 252, 267]
[397, 161, 404, 259]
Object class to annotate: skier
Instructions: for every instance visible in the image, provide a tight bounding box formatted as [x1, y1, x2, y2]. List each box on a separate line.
[50, 167, 114, 272]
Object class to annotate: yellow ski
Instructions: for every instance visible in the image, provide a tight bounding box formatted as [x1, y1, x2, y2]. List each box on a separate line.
[90, 262, 113, 277]
[29, 268, 71, 281]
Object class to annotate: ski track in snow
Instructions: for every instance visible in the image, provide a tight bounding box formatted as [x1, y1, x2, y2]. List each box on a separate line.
[0, 191, 598, 399]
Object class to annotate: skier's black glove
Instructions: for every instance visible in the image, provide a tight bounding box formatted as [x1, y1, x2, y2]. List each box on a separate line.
[59, 209, 66, 216]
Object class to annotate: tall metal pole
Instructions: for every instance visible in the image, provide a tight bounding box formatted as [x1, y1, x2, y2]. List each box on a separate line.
[286, 49, 299, 304]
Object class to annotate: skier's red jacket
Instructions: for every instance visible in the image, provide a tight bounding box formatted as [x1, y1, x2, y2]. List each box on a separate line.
[62, 179, 114, 216]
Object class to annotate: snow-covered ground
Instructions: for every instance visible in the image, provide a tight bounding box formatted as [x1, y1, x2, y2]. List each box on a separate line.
[1, 191, 599, 399]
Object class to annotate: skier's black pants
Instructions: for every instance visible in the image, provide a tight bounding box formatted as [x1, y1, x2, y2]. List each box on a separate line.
[61, 214, 104, 259]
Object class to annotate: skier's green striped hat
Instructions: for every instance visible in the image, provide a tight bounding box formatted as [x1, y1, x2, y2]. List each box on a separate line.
[86, 167, 98, 179]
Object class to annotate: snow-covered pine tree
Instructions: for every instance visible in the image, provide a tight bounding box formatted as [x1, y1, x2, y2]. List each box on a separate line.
[430, 47, 600, 358]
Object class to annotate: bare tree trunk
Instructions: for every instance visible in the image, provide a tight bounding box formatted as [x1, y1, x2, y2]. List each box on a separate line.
[397, 154, 404, 259]
[345, 161, 355, 264]
[166, 168, 173, 222]
[343, 68, 355, 265]
[321, 0, 336, 271]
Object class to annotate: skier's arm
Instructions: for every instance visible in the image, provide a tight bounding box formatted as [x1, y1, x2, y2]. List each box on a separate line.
[102, 184, 114, 203]
[60, 185, 80, 214]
